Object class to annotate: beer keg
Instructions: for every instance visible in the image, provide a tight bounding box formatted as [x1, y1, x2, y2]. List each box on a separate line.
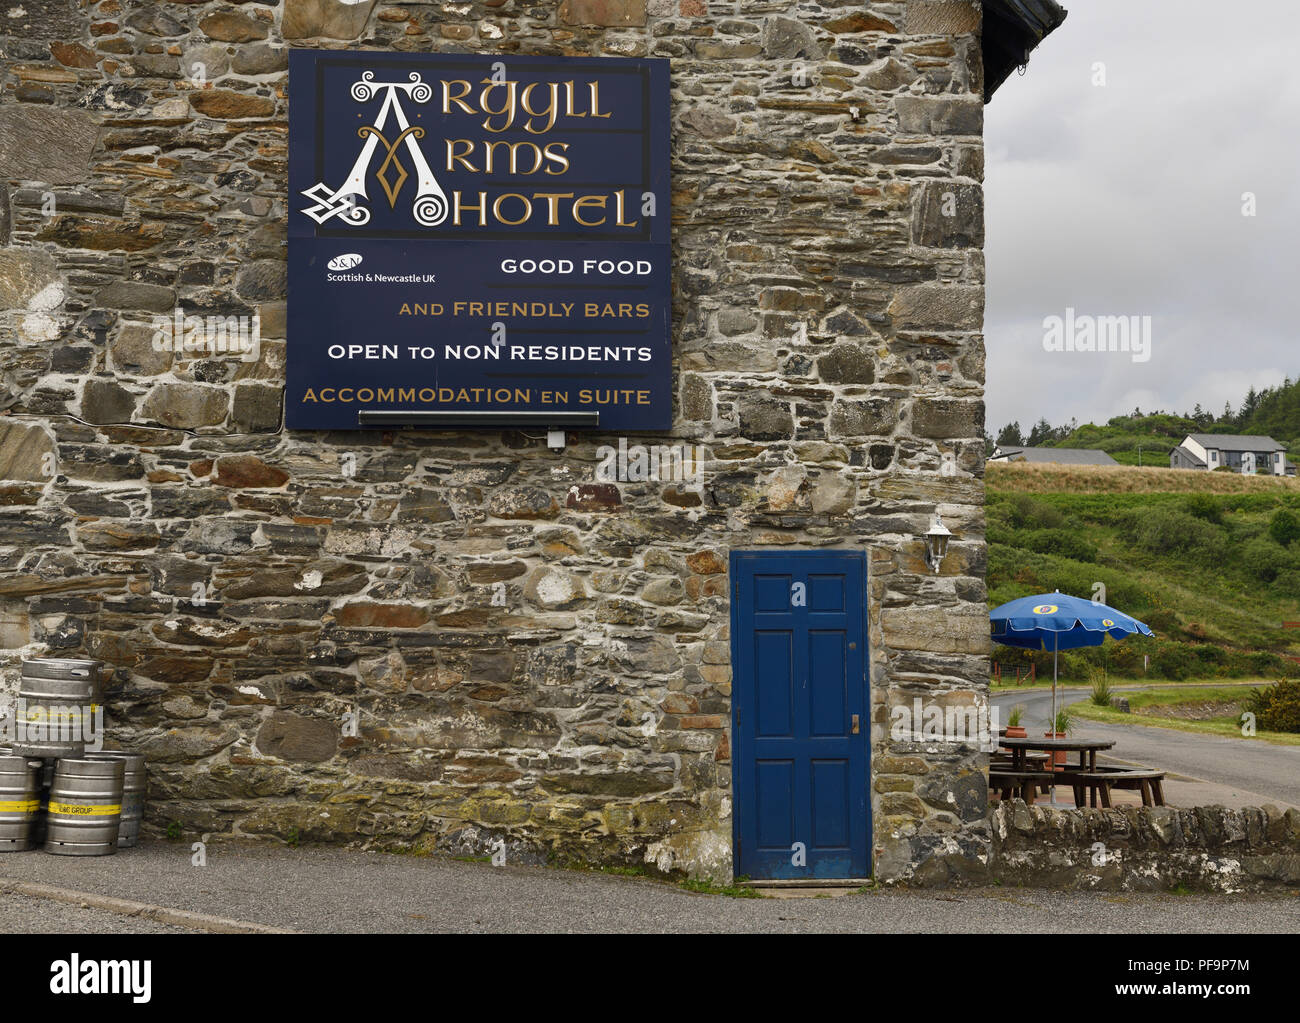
[12, 658, 102, 759]
[85, 752, 146, 848]
[44, 757, 123, 857]
[30, 758, 55, 847]
[0, 754, 40, 851]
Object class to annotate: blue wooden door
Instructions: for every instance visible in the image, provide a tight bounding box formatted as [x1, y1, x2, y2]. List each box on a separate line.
[731, 550, 870, 880]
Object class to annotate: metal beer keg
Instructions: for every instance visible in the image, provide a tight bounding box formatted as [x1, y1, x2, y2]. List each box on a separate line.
[12, 658, 102, 758]
[44, 757, 123, 856]
[84, 752, 146, 847]
[0, 754, 40, 851]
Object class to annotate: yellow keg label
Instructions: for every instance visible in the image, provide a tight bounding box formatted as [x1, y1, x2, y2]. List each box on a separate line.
[21, 704, 98, 722]
[0, 800, 39, 812]
[47, 801, 120, 816]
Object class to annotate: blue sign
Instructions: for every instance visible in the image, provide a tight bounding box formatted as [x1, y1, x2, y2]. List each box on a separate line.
[287, 50, 671, 430]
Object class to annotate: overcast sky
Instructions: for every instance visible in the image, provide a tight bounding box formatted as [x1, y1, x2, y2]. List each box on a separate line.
[984, 0, 1300, 437]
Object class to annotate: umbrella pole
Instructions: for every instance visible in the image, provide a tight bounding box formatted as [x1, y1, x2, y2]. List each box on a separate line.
[1050, 634, 1059, 805]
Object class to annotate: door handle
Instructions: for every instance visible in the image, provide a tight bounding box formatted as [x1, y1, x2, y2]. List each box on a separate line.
[851, 714, 860, 734]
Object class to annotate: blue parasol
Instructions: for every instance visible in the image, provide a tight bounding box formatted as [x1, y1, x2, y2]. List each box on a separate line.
[990, 590, 1155, 763]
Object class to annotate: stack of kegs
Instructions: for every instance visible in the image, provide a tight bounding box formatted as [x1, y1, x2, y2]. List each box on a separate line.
[0, 658, 147, 856]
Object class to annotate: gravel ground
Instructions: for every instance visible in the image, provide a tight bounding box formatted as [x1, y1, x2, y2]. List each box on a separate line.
[2, 842, 1297, 933]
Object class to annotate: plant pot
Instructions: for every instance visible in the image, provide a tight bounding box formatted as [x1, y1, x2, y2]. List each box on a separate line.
[1045, 731, 1067, 769]
[1003, 725, 1027, 743]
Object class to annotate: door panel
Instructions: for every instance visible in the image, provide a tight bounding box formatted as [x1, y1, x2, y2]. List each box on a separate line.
[754, 631, 794, 736]
[811, 759, 850, 848]
[808, 630, 847, 736]
[731, 550, 870, 880]
[755, 760, 795, 848]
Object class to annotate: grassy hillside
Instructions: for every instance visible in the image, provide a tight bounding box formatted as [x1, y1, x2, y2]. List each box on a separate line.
[987, 464, 1300, 682]
[1053, 413, 1206, 466]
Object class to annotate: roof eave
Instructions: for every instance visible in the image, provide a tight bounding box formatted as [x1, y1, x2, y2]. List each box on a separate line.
[982, 0, 1069, 103]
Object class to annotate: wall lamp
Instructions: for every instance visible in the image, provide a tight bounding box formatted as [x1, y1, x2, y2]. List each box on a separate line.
[923, 513, 952, 574]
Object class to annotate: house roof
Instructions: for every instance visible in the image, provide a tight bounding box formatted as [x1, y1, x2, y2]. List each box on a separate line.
[982, 0, 1069, 101]
[1171, 445, 1206, 468]
[1188, 434, 1284, 452]
[992, 446, 1117, 465]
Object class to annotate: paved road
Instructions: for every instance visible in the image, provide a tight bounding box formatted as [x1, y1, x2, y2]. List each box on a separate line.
[992, 685, 1300, 809]
[1, 843, 1298, 934]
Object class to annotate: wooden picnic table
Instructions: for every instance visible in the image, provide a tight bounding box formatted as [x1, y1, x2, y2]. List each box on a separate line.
[997, 736, 1115, 772]
[991, 738, 1167, 808]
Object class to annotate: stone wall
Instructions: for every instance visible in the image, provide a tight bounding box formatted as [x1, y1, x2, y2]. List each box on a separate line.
[992, 802, 1300, 893]
[0, 0, 989, 882]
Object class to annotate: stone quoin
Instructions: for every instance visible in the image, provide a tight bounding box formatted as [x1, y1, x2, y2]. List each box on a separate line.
[0, 0, 1066, 884]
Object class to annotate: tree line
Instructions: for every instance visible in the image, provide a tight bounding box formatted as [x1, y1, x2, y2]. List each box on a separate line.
[989, 377, 1300, 462]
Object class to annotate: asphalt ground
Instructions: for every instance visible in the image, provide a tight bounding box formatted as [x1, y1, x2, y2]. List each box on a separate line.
[0, 889, 187, 933]
[1, 842, 1297, 934]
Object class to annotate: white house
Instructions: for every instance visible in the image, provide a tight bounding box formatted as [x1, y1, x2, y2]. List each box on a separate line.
[1169, 434, 1288, 475]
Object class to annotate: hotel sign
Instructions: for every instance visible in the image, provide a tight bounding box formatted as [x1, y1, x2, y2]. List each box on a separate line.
[287, 51, 671, 430]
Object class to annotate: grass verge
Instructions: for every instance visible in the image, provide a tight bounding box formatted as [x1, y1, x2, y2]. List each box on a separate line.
[992, 678, 1278, 694]
[1067, 684, 1300, 746]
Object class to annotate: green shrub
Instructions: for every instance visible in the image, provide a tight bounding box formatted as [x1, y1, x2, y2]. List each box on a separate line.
[1191, 644, 1227, 666]
[1244, 651, 1289, 676]
[1056, 649, 1092, 679]
[1243, 679, 1300, 733]
[1019, 529, 1098, 563]
[1184, 494, 1223, 524]
[1240, 537, 1282, 583]
[1151, 645, 1196, 680]
[1117, 507, 1223, 563]
[1105, 641, 1146, 674]
[1274, 570, 1300, 598]
[1269, 509, 1300, 546]
[1232, 519, 1266, 543]
[1006, 493, 1067, 531]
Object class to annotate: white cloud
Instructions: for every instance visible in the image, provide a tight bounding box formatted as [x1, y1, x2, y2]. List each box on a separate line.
[985, 0, 1300, 434]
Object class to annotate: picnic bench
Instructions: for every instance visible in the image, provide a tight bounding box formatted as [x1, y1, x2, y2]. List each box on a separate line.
[989, 767, 1167, 807]
[1069, 767, 1166, 808]
[989, 769, 1059, 804]
[990, 750, 1050, 767]
[990, 737, 1166, 807]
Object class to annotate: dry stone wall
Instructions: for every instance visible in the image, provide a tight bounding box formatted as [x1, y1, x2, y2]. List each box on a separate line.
[993, 802, 1300, 893]
[0, 0, 989, 882]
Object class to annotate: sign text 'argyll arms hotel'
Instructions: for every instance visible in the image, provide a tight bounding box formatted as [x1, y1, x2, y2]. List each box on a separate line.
[288, 51, 671, 430]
